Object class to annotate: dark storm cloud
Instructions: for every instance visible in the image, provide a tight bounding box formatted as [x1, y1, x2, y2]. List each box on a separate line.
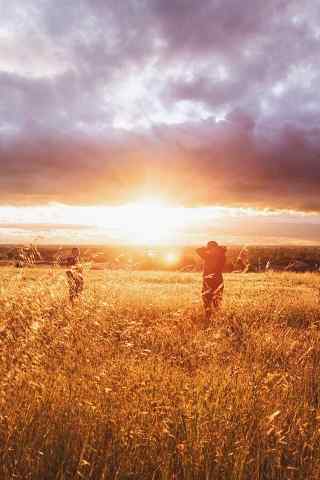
[1, 0, 320, 210]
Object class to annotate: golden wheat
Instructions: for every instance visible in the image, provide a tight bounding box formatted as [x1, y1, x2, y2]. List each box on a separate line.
[0, 267, 320, 479]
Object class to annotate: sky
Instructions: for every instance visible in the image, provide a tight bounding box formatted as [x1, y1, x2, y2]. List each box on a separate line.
[1, 0, 320, 245]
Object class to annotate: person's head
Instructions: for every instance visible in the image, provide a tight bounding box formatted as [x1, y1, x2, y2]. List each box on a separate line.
[72, 247, 80, 257]
[207, 241, 218, 252]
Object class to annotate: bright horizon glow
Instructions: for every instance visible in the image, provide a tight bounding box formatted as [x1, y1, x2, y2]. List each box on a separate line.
[102, 198, 193, 245]
[0, 201, 320, 246]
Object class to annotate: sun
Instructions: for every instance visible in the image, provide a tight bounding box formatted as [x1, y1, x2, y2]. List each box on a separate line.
[116, 198, 177, 245]
[83, 197, 200, 245]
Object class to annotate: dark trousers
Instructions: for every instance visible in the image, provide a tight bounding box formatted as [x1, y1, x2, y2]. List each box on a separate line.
[202, 273, 224, 315]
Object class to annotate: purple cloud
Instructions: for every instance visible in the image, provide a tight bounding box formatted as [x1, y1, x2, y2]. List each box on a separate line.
[0, 0, 319, 211]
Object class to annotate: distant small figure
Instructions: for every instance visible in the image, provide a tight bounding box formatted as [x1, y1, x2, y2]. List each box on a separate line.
[233, 247, 250, 273]
[64, 248, 84, 304]
[265, 259, 271, 271]
[196, 241, 226, 324]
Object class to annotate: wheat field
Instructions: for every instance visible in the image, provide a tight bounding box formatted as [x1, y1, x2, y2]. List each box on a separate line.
[0, 267, 320, 479]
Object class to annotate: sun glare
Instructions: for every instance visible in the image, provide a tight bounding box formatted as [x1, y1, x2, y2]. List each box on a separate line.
[117, 198, 175, 245]
[164, 252, 180, 264]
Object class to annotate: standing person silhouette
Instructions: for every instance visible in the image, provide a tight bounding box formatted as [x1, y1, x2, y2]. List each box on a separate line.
[196, 241, 226, 324]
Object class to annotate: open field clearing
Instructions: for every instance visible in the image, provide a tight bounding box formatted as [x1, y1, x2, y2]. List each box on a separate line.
[1, 268, 320, 479]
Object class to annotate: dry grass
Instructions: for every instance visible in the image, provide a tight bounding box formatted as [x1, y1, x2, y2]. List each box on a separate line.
[0, 267, 320, 479]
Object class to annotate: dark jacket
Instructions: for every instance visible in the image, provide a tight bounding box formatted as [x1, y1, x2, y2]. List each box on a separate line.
[196, 246, 226, 277]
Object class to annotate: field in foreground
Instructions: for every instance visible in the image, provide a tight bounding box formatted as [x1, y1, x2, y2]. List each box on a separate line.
[0, 268, 320, 479]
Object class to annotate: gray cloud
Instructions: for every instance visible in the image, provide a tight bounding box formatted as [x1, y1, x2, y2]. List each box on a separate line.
[0, 0, 320, 210]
